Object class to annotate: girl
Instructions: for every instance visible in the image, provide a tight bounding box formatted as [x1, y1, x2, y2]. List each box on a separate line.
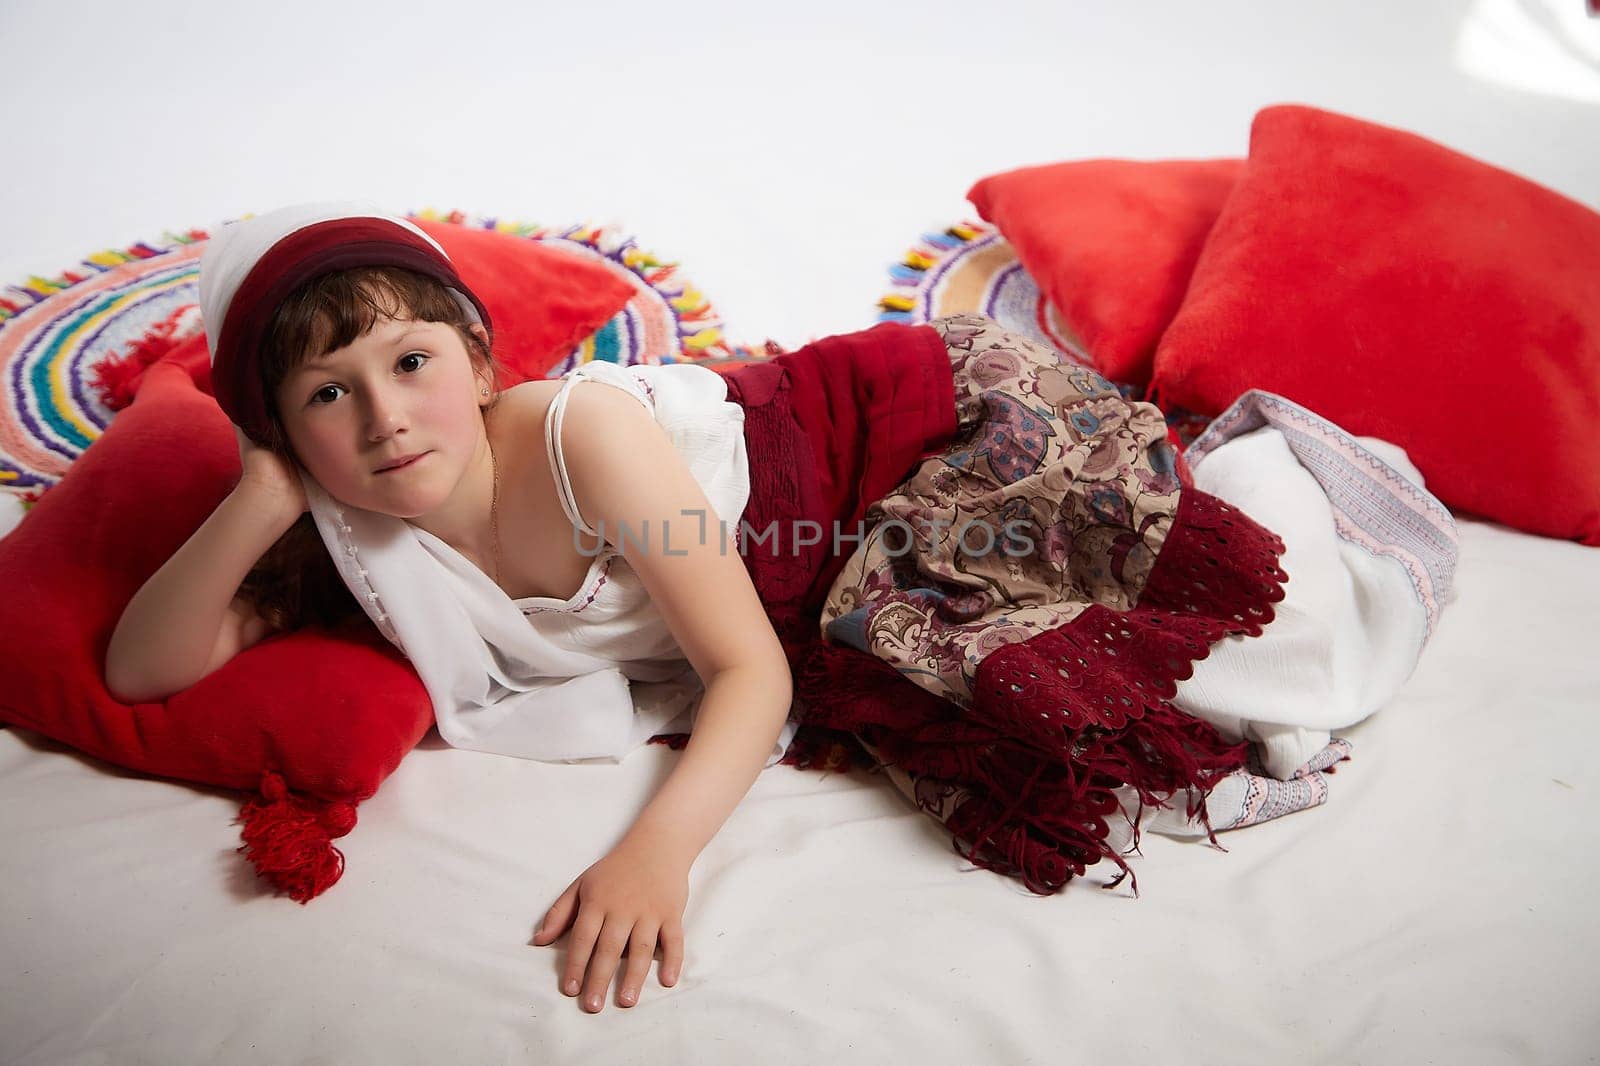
[107, 203, 797, 1016]
[105, 202, 1296, 1015]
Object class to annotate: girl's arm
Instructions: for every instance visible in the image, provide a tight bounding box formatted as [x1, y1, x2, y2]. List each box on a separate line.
[529, 382, 794, 1013]
[105, 434, 304, 704]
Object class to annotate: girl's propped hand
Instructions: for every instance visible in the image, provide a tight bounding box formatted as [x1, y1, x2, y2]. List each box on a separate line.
[532, 836, 691, 1013]
[232, 425, 307, 522]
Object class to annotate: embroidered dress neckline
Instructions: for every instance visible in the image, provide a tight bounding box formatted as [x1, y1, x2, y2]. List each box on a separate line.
[512, 548, 614, 610]
[408, 524, 616, 612]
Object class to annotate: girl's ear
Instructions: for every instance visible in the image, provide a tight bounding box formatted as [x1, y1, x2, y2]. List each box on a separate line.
[468, 324, 495, 405]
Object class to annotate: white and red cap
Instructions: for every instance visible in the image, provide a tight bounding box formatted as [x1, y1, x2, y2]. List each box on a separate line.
[198, 201, 491, 442]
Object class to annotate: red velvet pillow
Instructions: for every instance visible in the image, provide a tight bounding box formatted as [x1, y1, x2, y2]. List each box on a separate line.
[1148, 104, 1600, 546]
[0, 346, 434, 902]
[967, 158, 1242, 386]
[409, 218, 635, 382]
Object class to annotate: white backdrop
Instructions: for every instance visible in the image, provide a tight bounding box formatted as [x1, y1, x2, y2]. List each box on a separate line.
[2, 0, 1597, 350]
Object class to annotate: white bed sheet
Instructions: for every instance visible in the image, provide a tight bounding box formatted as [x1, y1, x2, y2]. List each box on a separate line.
[4, 1, 1600, 1062]
[3, 517, 1597, 1064]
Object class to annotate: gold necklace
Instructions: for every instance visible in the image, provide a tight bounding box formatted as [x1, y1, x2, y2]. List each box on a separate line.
[488, 440, 502, 588]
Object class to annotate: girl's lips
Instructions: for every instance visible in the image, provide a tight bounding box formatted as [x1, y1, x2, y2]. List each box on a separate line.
[376, 452, 428, 474]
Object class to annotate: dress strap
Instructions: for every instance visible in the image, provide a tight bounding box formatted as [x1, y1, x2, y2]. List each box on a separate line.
[543, 367, 652, 539]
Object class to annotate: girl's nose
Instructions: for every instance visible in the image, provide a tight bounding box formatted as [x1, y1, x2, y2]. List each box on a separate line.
[363, 391, 408, 441]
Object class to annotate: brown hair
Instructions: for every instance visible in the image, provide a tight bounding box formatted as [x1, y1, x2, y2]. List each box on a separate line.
[236, 266, 500, 632]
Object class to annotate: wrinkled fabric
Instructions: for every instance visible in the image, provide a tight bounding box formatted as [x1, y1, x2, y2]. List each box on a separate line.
[721, 314, 1289, 894]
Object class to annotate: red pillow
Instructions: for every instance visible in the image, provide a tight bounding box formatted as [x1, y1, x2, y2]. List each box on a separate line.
[967, 158, 1242, 386]
[0, 347, 434, 902]
[1148, 104, 1600, 546]
[409, 218, 635, 382]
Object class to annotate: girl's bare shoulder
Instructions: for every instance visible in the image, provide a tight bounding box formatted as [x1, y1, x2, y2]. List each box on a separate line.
[486, 374, 656, 463]
[497, 378, 561, 411]
[489, 379, 561, 438]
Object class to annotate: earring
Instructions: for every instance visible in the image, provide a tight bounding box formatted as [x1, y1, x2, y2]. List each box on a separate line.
[480, 387, 489, 396]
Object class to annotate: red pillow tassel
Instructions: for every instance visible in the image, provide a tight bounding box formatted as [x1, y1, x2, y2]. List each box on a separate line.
[234, 771, 359, 904]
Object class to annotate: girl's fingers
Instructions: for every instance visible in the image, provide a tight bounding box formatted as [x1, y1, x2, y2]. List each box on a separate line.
[579, 915, 632, 1013]
[532, 883, 579, 945]
[657, 921, 685, 987]
[560, 904, 605, 1001]
[617, 923, 660, 1008]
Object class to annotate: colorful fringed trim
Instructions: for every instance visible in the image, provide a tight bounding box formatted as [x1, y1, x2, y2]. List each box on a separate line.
[0, 229, 208, 327]
[870, 220, 1218, 448]
[875, 221, 994, 324]
[409, 207, 774, 361]
[4, 204, 782, 516]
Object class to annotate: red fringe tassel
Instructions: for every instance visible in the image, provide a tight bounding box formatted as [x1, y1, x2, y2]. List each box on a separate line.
[777, 489, 1287, 897]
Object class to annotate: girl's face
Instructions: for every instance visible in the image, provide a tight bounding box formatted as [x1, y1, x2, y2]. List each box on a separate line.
[274, 315, 493, 519]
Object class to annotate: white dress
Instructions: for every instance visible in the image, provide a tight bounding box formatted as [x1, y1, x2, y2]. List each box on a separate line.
[305, 359, 798, 766]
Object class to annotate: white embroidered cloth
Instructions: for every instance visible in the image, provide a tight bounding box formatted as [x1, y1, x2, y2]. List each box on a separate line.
[1170, 389, 1459, 780]
[1114, 390, 1461, 842]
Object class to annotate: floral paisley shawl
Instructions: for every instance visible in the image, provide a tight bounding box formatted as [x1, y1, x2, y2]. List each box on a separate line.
[799, 314, 1289, 894]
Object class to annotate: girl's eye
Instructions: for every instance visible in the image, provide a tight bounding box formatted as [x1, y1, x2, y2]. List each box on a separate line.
[305, 353, 427, 406]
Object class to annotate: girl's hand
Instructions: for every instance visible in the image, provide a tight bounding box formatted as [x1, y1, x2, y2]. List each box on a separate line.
[532, 837, 691, 1012]
[232, 425, 307, 522]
